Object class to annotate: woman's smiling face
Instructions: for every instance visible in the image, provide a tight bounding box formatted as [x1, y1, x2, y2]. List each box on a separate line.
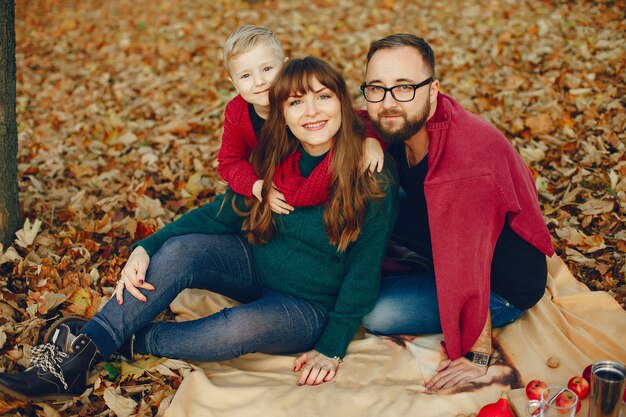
[283, 76, 341, 156]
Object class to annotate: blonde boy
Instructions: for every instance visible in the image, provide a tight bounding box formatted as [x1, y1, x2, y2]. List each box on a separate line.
[217, 25, 383, 214]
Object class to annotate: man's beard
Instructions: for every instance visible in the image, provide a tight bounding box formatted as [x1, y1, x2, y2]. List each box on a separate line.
[372, 99, 430, 145]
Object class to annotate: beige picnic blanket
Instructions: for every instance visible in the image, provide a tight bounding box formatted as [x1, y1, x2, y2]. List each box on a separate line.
[164, 256, 626, 417]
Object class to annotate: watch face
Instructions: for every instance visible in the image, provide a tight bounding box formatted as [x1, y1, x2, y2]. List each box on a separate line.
[466, 352, 490, 366]
[474, 353, 489, 366]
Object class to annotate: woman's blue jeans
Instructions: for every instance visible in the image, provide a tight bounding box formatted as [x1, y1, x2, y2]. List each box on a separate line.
[362, 271, 524, 335]
[80, 234, 327, 361]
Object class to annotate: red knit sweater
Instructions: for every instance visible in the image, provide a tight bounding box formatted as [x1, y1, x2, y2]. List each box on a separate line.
[217, 94, 379, 198]
[425, 94, 554, 360]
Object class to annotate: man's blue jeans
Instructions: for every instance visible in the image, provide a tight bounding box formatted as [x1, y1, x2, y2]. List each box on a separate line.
[362, 271, 524, 335]
[81, 234, 327, 361]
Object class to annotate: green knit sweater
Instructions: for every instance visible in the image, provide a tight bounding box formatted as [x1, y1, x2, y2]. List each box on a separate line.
[136, 152, 398, 358]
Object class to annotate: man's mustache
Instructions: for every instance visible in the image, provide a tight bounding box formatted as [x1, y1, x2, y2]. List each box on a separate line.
[378, 109, 406, 118]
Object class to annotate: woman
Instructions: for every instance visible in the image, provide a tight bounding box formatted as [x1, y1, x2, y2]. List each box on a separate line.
[0, 57, 398, 402]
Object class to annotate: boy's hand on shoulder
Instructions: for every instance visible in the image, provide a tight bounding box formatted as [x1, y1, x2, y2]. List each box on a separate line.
[362, 137, 384, 173]
[252, 180, 264, 202]
[268, 184, 294, 215]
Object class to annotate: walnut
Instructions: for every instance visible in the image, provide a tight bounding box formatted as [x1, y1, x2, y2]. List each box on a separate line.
[547, 356, 560, 368]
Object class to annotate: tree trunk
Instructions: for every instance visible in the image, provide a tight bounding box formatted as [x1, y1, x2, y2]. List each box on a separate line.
[0, 0, 20, 248]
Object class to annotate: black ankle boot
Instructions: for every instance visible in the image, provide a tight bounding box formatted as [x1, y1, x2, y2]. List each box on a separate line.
[116, 334, 135, 363]
[0, 325, 100, 402]
[45, 316, 134, 362]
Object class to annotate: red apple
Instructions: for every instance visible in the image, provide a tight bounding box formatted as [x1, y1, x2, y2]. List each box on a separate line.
[582, 364, 592, 384]
[526, 379, 548, 401]
[568, 376, 590, 400]
[555, 390, 581, 414]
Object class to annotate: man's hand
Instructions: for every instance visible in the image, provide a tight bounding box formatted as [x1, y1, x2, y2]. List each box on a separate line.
[424, 357, 487, 392]
[426, 311, 493, 392]
[293, 350, 340, 386]
[116, 246, 155, 304]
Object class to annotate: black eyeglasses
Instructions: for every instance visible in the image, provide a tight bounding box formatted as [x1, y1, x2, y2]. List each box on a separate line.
[360, 77, 433, 103]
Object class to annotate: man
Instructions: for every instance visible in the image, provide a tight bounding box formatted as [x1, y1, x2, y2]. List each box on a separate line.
[360, 34, 554, 391]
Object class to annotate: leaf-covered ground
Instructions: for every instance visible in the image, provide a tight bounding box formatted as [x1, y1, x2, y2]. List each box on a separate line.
[2, 0, 624, 415]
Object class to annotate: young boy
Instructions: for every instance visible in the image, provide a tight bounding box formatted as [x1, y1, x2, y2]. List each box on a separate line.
[218, 25, 384, 214]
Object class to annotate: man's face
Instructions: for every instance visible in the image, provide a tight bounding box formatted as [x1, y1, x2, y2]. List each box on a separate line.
[365, 46, 438, 144]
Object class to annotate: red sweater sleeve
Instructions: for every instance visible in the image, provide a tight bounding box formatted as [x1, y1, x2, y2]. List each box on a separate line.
[217, 96, 261, 198]
[425, 175, 506, 360]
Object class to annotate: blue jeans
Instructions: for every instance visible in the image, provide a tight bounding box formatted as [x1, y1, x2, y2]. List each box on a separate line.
[81, 234, 327, 361]
[362, 271, 524, 335]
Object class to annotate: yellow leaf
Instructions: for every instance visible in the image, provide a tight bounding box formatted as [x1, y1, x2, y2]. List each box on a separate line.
[121, 356, 165, 380]
[185, 172, 204, 197]
[15, 218, 43, 248]
[67, 288, 92, 316]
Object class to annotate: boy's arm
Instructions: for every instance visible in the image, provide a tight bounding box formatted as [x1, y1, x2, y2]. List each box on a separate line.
[355, 109, 386, 149]
[362, 137, 385, 173]
[217, 102, 262, 199]
[355, 110, 385, 173]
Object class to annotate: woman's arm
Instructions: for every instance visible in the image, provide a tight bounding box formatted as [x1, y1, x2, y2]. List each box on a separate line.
[294, 171, 397, 385]
[314, 167, 399, 359]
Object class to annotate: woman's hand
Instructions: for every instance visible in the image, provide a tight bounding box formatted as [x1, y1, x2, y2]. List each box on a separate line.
[268, 184, 294, 215]
[361, 137, 384, 173]
[116, 246, 155, 304]
[293, 350, 340, 386]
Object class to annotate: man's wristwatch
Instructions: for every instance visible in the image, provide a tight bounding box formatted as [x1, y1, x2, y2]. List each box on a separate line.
[464, 351, 490, 367]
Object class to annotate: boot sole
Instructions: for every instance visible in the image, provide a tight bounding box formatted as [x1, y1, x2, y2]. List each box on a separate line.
[0, 381, 82, 402]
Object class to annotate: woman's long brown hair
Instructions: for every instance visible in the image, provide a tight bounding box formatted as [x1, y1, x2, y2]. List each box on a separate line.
[240, 56, 383, 252]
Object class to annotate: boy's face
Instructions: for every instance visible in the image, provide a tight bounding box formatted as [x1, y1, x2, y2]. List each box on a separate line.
[228, 43, 284, 114]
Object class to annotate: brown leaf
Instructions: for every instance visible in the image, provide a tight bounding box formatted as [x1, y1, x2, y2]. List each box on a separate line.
[0, 399, 28, 414]
[158, 120, 191, 135]
[578, 199, 614, 215]
[525, 114, 553, 136]
[103, 387, 138, 417]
